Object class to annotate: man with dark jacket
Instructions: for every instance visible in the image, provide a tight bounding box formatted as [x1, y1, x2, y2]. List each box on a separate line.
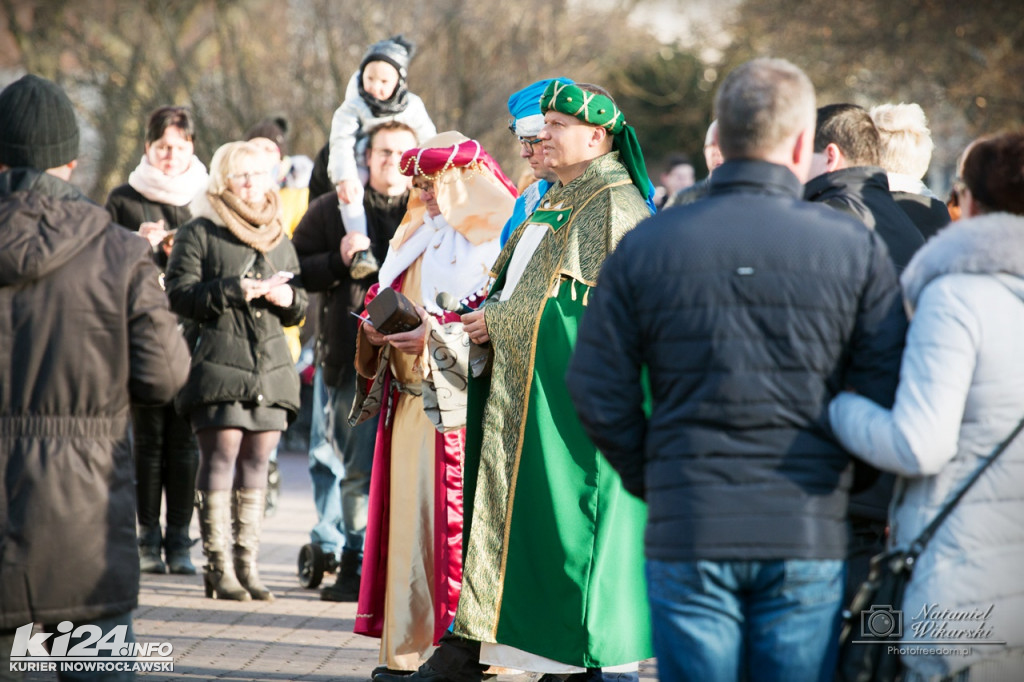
[566, 59, 907, 682]
[291, 121, 416, 601]
[804, 103, 926, 270]
[804, 102, 927, 602]
[0, 75, 190, 680]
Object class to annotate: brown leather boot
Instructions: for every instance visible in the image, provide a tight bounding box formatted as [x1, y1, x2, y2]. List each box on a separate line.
[196, 490, 251, 600]
[232, 488, 275, 601]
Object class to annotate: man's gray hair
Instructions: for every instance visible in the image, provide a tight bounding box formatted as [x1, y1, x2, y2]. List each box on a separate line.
[714, 58, 815, 160]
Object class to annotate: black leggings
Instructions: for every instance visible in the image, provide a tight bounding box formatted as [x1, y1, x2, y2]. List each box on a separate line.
[195, 428, 281, 491]
[133, 403, 199, 528]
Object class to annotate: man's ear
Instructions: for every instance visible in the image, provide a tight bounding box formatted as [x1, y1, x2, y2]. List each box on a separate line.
[792, 127, 811, 166]
[789, 126, 816, 182]
[45, 159, 77, 181]
[824, 143, 845, 172]
[591, 125, 609, 149]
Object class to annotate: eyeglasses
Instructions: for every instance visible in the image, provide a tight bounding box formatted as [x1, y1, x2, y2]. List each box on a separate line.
[371, 148, 404, 159]
[518, 136, 542, 153]
[509, 120, 543, 152]
[226, 171, 268, 184]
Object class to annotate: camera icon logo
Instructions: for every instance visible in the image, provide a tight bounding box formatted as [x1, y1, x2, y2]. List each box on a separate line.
[862, 604, 903, 638]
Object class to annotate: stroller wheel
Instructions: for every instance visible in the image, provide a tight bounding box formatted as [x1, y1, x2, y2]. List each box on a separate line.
[298, 543, 327, 588]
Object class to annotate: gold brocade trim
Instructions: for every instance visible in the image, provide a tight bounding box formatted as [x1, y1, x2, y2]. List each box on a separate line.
[453, 153, 651, 642]
[558, 268, 596, 288]
[491, 176, 631, 633]
[493, 260, 557, 631]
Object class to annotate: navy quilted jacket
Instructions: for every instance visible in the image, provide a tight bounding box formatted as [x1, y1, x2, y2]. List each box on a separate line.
[567, 160, 907, 561]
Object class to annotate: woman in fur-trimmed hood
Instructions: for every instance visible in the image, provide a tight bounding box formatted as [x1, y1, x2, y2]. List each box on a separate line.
[829, 131, 1024, 681]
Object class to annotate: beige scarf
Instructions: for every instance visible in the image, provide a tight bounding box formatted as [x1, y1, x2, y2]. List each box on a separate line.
[208, 190, 284, 253]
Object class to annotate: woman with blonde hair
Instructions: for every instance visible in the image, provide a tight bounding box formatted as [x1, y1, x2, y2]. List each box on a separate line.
[165, 140, 307, 601]
[869, 102, 950, 238]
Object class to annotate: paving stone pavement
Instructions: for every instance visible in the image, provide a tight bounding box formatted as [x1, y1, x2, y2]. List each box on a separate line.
[22, 450, 658, 681]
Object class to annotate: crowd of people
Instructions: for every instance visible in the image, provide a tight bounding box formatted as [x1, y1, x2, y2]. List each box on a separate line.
[1, 34, 1023, 682]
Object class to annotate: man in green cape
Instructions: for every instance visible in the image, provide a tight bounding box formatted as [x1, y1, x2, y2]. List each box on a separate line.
[380, 81, 653, 682]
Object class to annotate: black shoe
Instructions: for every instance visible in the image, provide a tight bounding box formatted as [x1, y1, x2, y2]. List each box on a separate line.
[319, 577, 359, 601]
[566, 671, 639, 682]
[164, 525, 197, 575]
[320, 550, 361, 601]
[371, 666, 413, 680]
[139, 526, 167, 574]
[375, 664, 452, 682]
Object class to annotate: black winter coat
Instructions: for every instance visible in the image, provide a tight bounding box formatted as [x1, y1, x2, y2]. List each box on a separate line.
[308, 142, 334, 206]
[893, 190, 950, 241]
[567, 160, 908, 562]
[0, 169, 190, 628]
[106, 183, 193, 234]
[291, 187, 406, 387]
[105, 184, 193, 270]
[804, 166, 925, 270]
[105, 182, 198, 339]
[165, 199, 307, 420]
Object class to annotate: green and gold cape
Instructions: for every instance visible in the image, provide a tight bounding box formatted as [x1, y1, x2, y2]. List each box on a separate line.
[453, 152, 653, 667]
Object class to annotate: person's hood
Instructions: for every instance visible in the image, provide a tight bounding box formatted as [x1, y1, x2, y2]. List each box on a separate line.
[0, 167, 109, 286]
[345, 71, 361, 102]
[901, 212, 1024, 312]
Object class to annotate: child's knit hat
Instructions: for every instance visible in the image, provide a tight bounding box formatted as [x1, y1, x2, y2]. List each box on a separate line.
[360, 35, 415, 80]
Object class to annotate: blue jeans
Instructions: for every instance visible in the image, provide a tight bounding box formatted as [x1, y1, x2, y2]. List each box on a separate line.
[645, 558, 845, 682]
[308, 369, 377, 555]
[308, 367, 344, 554]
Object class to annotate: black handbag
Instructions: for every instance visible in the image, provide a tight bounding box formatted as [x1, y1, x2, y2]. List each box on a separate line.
[837, 415, 1024, 682]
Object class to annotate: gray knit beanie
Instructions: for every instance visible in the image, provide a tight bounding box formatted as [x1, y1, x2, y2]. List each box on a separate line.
[0, 74, 80, 170]
[360, 35, 415, 79]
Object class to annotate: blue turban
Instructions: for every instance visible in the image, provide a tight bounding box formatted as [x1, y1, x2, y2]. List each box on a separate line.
[507, 77, 574, 139]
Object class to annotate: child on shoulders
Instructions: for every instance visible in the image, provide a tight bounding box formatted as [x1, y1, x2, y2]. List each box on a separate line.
[327, 35, 436, 278]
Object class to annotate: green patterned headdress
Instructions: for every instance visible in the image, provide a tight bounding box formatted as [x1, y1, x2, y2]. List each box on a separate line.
[539, 81, 655, 211]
